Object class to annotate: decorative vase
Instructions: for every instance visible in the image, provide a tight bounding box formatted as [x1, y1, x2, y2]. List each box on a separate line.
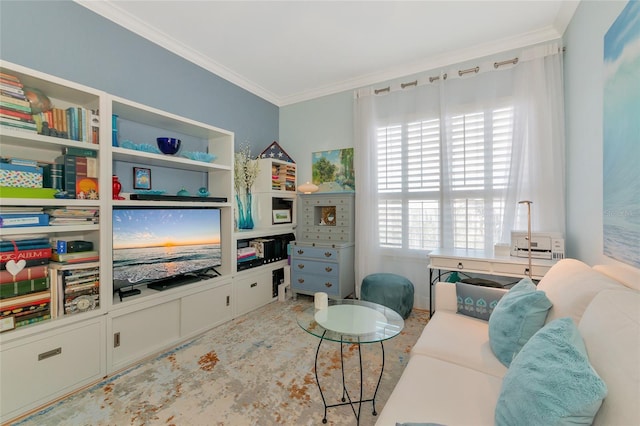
[112, 114, 119, 147]
[112, 175, 124, 200]
[236, 192, 254, 230]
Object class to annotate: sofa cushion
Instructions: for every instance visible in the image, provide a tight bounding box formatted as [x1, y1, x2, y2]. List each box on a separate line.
[578, 289, 640, 425]
[488, 277, 551, 366]
[456, 282, 507, 320]
[375, 356, 502, 426]
[495, 317, 607, 426]
[537, 258, 621, 324]
[411, 310, 508, 378]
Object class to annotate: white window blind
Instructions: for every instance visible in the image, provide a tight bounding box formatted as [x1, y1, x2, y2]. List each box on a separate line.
[376, 106, 513, 251]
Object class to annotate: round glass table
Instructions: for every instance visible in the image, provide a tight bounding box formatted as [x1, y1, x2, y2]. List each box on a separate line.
[297, 299, 404, 424]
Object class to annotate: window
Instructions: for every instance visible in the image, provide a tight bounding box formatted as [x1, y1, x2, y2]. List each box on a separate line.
[376, 106, 513, 252]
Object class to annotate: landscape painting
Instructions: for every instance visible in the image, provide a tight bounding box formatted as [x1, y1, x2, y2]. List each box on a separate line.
[312, 148, 355, 192]
[603, 1, 640, 268]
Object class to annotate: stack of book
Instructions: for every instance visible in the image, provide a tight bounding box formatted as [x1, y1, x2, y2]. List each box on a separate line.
[271, 163, 296, 191]
[0, 72, 36, 133]
[50, 249, 99, 264]
[0, 236, 52, 332]
[49, 261, 99, 317]
[54, 147, 99, 199]
[44, 207, 99, 227]
[237, 246, 258, 263]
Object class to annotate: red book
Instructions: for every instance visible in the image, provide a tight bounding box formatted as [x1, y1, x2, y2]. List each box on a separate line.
[0, 77, 23, 88]
[0, 107, 32, 121]
[0, 265, 48, 284]
[0, 248, 52, 264]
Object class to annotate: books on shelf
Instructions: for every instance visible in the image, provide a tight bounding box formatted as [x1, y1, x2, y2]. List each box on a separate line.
[0, 73, 36, 135]
[0, 264, 48, 284]
[0, 290, 51, 332]
[49, 261, 99, 318]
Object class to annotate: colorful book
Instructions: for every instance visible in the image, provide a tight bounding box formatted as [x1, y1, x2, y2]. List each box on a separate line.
[62, 146, 98, 158]
[0, 107, 33, 121]
[0, 264, 48, 284]
[0, 213, 49, 228]
[0, 277, 49, 299]
[0, 95, 29, 107]
[0, 248, 52, 265]
[0, 237, 50, 251]
[0, 257, 49, 271]
[0, 290, 50, 312]
[50, 251, 99, 263]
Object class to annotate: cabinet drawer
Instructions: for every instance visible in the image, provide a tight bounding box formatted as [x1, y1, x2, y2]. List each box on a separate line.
[0, 319, 103, 420]
[430, 257, 491, 273]
[235, 272, 273, 317]
[292, 246, 338, 260]
[291, 259, 338, 277]
[291, 272, 339, 296]
[492, 262, 551, 278]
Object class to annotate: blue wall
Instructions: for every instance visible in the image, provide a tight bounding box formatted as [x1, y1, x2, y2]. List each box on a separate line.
[0, 1, 278, 156]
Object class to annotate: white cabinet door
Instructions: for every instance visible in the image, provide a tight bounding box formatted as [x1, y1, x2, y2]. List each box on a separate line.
[181, 283, 233, 337]
[234, 268, 274, 317]
[110, 300, 180, 372]
[0, 318, 104, 423]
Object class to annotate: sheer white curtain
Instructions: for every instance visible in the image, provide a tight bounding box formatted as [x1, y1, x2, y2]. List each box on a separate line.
[354, 42, 565, 295]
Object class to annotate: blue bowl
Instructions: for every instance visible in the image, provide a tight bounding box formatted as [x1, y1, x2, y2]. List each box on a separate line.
[156, 137, 181, 155]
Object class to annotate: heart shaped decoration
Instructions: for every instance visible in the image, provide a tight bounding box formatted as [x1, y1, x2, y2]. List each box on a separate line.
[6, 259, 26, 277]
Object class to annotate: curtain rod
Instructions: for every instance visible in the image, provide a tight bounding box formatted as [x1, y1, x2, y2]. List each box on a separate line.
[374, 55, 520, 94]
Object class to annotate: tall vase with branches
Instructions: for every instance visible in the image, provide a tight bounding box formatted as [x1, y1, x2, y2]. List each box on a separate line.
[234, 144, 260, 230]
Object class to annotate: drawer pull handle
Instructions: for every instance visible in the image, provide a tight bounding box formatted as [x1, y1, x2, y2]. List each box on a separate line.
[298, 278, 305, 283]
[324, 252, 332, 257]
[38, 347, 62, 361]
[325, 267, 333, 272]
[250, 282, 258, 288]
[297, 249, 304, 255]
[325, 282, 333, 288]
[457, 262, 463, 269]
[297, 264, 304, 269]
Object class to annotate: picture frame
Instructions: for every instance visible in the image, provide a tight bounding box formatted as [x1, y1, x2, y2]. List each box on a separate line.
[272, 209, 291, 224]
[133, 167, 151, 190]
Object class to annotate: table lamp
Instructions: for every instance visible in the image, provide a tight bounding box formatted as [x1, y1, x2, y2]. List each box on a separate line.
[298, 182, 319, 194]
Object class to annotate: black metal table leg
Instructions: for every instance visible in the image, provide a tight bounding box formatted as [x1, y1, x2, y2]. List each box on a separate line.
[314, 330, 328, 424]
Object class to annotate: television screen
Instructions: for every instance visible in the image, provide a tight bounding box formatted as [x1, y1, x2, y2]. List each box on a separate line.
[112, 207, 222, 291]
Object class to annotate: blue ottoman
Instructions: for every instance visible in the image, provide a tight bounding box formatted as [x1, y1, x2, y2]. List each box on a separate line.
[361, 273, 414, 319]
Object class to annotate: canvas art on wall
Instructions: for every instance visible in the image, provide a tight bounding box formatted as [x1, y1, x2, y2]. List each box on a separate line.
[312, 148, 354, 192]
[603, 1, 640, 268]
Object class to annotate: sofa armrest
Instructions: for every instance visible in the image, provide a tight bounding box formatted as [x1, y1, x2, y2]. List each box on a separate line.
[435, 281, 458, 313]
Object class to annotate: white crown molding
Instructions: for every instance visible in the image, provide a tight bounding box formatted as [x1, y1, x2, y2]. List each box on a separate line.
[74, 0, 281, 106]
[75, 0, 569, 108]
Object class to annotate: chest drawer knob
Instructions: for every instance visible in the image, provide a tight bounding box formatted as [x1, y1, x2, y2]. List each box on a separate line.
[297, 264, 305, 269]
[325, 282, 333, 288]
[457, 262, 464, 269]
[325, 266, 333, 272]
[297, 249, 304, 255]
[324, 252, 332, 257]
[297, 278, 305, 283]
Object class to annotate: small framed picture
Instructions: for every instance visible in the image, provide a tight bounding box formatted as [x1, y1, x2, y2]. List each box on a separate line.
[133, 167, 151, 190]
[272, 209, 291, 224]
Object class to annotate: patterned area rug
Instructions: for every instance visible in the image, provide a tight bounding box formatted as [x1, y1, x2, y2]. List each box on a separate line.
[13, 296, 429, 426]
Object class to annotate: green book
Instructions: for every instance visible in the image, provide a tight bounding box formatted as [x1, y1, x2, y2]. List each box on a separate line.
[62, 146, 98, 158]
[0, 277, 49, 299]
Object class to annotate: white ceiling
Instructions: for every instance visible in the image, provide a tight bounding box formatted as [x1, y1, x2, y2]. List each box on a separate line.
[76, 1, 579, 106]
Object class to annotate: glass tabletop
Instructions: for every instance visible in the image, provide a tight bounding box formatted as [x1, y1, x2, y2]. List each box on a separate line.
[297, 299, 405, 344]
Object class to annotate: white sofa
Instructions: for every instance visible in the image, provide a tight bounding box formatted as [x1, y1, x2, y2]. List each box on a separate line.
[376, 258, 640, 426]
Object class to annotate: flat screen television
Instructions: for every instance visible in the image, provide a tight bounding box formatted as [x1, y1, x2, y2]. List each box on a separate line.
[112, 206, 222, 295]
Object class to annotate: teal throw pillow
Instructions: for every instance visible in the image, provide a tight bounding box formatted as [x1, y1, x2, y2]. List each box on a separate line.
[456, 282, 507, 321]
[488, 277, 552, 366]
[495, 317, 607, 426]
